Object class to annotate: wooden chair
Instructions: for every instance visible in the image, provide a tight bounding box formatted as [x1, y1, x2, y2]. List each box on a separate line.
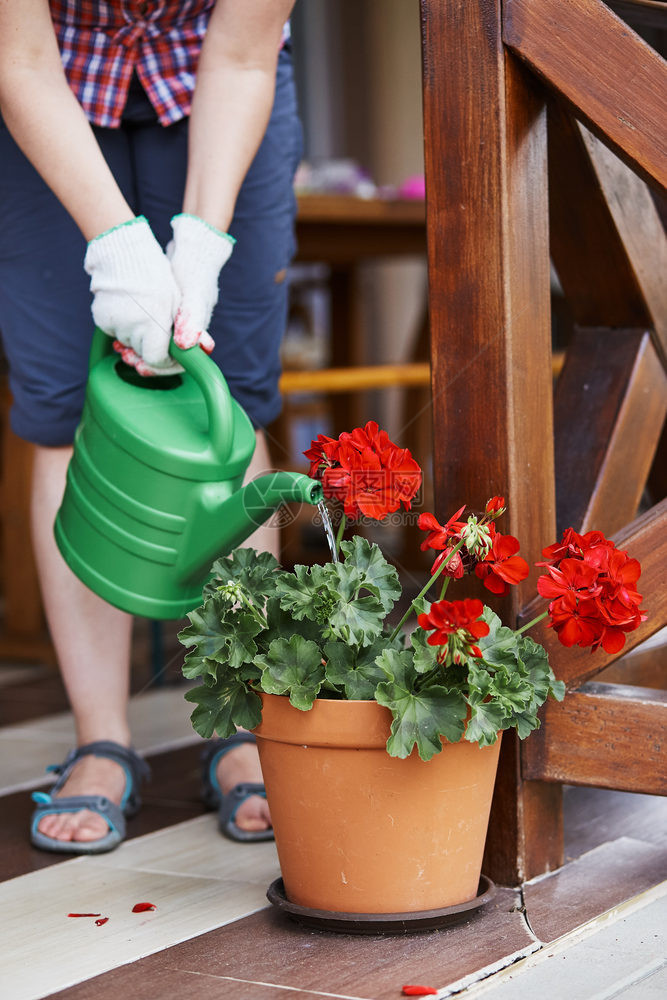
[420, 0, 666, 884]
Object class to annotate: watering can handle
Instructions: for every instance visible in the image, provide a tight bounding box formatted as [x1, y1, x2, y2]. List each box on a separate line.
[89, 328, 235, 463]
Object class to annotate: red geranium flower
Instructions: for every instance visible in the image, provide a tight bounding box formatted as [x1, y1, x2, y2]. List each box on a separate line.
[322, 443, 393, 520]
[417, 598, 489, 664]
[536, 557, 601, 601]
[418, 506, 466, 552]
[430, 547, 465, 579]
[546, 591, 604, 649]
[378, 443, 422, 511]
[305, 423, 422, 522]
[539, 528, 612, 567]
[485, 496, 505, 514]
[537, 531, 646, 654]
[475, 533, 529, 595]
[303, 434, 340, 480]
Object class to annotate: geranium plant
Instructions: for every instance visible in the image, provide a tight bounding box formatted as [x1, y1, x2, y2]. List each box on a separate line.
[180, 422, 646, 760]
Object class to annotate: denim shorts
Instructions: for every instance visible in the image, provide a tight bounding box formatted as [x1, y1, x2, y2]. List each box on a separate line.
[0, 46, 302, 445]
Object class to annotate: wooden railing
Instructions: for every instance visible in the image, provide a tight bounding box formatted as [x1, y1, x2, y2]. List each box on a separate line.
[420, 0, 666, 884]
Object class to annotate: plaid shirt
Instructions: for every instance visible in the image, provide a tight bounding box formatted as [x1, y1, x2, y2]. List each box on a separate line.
[50, 2, 289, 129]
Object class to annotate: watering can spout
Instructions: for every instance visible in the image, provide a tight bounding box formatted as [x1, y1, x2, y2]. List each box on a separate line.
[176, 471, 324, 584]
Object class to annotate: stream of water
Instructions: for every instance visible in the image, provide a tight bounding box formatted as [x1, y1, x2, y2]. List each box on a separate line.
[317, 501, 339, 563]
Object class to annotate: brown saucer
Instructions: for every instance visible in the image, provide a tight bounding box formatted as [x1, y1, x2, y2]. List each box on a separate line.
[266, 875, 496, 934]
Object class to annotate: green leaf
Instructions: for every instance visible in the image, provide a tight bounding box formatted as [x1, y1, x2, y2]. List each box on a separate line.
[222, 612, 262, 667]
[512, 708, 541, 740]
[411, 596, 431, 618]
[185, 678, 262, 739]
[322, 641, 356, 688]
[410, 625, 439, 674]
[276, 561, 386, 645]
[477, 607, 523, 671]
[205, 547, 279, 603]
[376, 682, 467, 760]
[181, 649, 217, 683]
[491, 670, 533, 713]
[178, 596, 235, 659]
[178, 600, 261, 670]
[465, 700, 505, 747]
[339, 536, 401, 612]
[326, 594, 385, 645]
[550, 678, 566, 701]
[256, 635, 325, 711]
[265, 597, 324, 646]
[323, 562, 386, 644]
[375, 647, 414, 684]
[374, 648, 467, 759]
[517, 638, 552, 705]
[275, 563, 331, 622]
[323, 639, 387, 700]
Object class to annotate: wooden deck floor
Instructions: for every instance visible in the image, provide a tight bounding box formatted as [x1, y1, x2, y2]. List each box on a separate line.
[1, 662, 665, 1000]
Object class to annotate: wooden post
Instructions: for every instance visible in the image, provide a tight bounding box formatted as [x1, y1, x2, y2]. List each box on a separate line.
[420, 0, 561, 883]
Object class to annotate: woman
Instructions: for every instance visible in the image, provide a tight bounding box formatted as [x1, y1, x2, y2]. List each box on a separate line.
[0, 0, 298, 851]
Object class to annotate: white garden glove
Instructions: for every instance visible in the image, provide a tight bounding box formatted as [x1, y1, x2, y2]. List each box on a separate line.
[167, 213, 235, 353]
[84, 216, 181, 376]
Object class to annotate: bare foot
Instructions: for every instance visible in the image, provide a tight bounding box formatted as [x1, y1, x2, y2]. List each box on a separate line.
[37, 754, 128, 844]
[215, 741, 272, 833]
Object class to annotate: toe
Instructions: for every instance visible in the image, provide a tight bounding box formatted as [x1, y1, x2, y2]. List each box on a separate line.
[37, 809, 110, 843]
[72, 811, 111, 842]
[38, 812, 74, 842]
[234, 794, 272, 832]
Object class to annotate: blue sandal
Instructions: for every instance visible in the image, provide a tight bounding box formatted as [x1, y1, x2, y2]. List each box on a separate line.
[30, 741, 151, 854]
[201, 732, 273, 843]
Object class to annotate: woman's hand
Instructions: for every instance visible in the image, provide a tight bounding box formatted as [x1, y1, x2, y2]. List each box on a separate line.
[84, 217, 182, 376]
[167, 214, 235, 353]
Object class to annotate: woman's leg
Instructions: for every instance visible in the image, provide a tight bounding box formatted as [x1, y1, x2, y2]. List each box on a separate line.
[31, 446, 134, 842]
[0, 116, 140, 843]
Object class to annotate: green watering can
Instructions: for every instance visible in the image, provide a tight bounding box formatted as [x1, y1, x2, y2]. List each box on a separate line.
[54, 329, 323, 619]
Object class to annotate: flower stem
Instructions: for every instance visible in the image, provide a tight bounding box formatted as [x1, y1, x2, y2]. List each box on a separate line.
[389, 538, 465, 642]
[439, 576, 450, 601]
[515, 610, 549, 635]
[335, 513, 346, 557]
[239, 590, 268, 628]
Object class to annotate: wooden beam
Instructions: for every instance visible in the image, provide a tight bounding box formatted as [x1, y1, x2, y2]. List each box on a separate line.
[503, 0, 667, 192]
[579, 125, 667, 365]
[522, 682, 667, 793]
[597, 627, 667, 690]
[280, 363, 431, 395]
[554, 329, 667, 536]
[547, 103, 652, 330]
[519, 499, 667, 688]
[421, 0, 560, 884]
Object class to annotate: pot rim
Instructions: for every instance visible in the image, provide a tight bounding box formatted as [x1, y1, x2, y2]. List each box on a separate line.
[254, 692, 394, 748]
[253, 692, 497, 753]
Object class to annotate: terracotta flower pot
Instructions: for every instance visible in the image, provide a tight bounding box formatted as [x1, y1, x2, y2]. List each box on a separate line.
[253, 693, 502, 914]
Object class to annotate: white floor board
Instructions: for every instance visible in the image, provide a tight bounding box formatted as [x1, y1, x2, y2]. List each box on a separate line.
[0, 814, 277, 1000]
[457, 890, 667, 1000]
[95, 813, 281, 886]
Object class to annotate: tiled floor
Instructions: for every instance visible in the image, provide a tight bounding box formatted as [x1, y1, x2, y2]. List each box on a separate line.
[1, 661, 666, 1000]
